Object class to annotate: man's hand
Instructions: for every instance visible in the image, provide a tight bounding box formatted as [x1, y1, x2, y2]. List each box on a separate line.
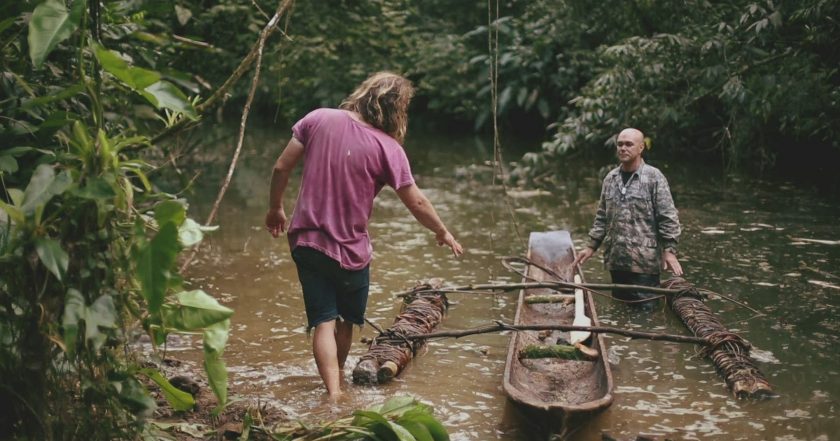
[265, 207, 287, 238]
[573, 247, 595, 267]
[663, 250, 683, 276]
[436, 230, 464, 257]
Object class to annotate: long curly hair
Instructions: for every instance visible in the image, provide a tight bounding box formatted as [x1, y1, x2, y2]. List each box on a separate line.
[339, 72, 414, 143]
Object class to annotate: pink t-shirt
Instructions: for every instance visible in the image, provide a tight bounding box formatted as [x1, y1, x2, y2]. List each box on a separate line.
[287, 108, 415, 270]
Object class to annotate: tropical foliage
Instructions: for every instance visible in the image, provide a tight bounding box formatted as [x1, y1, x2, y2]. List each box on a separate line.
[2, 0, 837, 437]
[270, 396, 450, 441]
[1, 1, 231, 438]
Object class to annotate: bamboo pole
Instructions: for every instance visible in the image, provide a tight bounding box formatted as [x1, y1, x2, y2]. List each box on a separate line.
[395, 281, 683, 298]
[400, 321, 710, 346]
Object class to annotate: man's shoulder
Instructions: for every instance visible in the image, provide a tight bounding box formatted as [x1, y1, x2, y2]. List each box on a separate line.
[641, 163, 668, 180]
[602, 165, 621, 181]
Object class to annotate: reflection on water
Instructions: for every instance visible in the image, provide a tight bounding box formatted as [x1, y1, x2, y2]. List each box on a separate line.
[176, 122, 839, 440]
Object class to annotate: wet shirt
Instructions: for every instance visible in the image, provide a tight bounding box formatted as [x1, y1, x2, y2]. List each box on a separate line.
[287, 108, 415, 270]
[587, 162, 680, 274]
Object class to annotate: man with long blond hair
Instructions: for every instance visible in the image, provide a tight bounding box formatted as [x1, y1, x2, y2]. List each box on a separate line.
[265, 72, 463, 400]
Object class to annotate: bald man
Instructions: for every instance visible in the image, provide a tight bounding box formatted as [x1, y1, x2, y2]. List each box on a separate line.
[574, 128, 683, 305]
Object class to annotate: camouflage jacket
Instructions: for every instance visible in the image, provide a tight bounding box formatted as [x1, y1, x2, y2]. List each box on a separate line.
[587, 161, 681, 274]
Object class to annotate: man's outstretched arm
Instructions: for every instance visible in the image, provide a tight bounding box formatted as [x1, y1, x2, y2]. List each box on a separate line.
[396, 183, 463, 256]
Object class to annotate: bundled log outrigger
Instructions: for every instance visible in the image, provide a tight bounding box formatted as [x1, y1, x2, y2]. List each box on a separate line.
[664, 277, 776, 399]
[352, 283, 448, 384]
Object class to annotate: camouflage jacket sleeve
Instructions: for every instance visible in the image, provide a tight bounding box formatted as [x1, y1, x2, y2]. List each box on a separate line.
[587, 179, 609, 250]
[653, 171, 680, 253]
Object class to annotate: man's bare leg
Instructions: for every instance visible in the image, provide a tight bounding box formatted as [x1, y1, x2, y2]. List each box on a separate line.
[312, 320, 342, 400]
[335, 320, 354, 369]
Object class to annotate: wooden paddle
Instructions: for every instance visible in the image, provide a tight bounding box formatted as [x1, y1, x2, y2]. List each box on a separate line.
[569, 274, 591, 345]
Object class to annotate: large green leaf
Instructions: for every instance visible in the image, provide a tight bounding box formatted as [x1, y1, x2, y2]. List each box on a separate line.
[397, 421, 434, 441]
[0, 189, 24, 224]
[86, 294, 117, 351]
[117, 377, 157, 418]
[21, 164, 71, 215]
[154, 200, 186, 227]
[387, 421, 418, 441]
[35, 237, 68, 281]
[28, 0, 84, 68]
[135, 222, 180, 314]
[380, 396, 418, 416]
[60, 290, 118, 354]
[94, 45, 160, 90]
[203, 319, 230, 412]
[162, 290, 233, 331]
[73, 177, 117, 200]
[399, 410, 449, 441]
[353, 410, 390, 427]
[0, 155, 17, 174]
[21, 82, 85, 110]
[141, 81, 198, 120]
[140, 368, 196, 411]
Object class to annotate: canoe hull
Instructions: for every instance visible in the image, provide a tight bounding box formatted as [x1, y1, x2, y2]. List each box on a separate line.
[502, 231, 614, 434]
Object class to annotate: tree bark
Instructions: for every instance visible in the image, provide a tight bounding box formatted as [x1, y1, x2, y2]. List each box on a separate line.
[664, 277, 776, 399]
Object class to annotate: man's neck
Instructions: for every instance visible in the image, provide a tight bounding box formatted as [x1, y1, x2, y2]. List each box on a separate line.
[620, 159, 642, 173]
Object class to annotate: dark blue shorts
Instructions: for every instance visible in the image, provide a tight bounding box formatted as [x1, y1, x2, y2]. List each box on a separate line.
[291, 246, 370, 331]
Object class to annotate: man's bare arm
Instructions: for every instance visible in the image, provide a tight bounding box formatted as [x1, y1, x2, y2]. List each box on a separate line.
[396, 183, 463, 256]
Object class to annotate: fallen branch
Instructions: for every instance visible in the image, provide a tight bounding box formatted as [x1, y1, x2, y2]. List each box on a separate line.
[396, 281, 682, 298]
[402, 321, 710, 346]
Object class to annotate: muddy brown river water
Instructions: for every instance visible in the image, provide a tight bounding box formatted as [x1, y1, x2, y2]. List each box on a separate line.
[171, 123, 839, 440]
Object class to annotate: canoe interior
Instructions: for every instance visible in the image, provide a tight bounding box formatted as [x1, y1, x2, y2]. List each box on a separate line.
[502, 231, 614, 416]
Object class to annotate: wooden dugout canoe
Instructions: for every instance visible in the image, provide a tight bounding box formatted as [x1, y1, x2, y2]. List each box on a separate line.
[502, 231, 614, 432]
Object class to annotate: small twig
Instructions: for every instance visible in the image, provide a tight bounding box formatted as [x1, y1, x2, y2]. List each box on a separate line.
[171, 34, 217, 50]
[698, 289, 765, 316]
[799, 261, 839, 280]
[365, 318, 385, 334]
[405, 322, 710, 346]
